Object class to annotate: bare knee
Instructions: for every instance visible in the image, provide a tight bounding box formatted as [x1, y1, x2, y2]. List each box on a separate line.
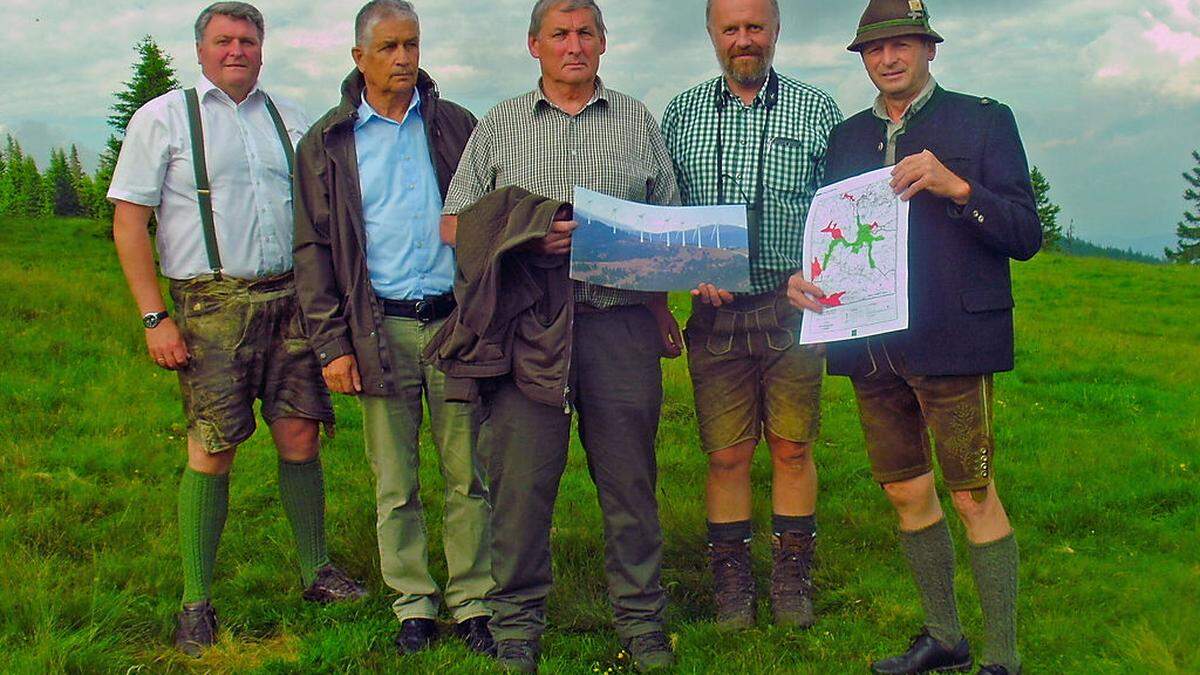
[271, 418, 321, 462]
[950, 486, 997, 519]
[769, 439, 812, 470]
[882, 478, 932, 511]
[708, 444, 755, 477]
[187, 436, 236, 475]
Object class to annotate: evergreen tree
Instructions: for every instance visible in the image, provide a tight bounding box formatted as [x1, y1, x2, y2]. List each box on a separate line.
[1030, 166, 1063, 251]
[1165, 150, 1200, 264]
[46, 147, 84, 216]
[0, 136, 11, 217]
[67, 144, 93, 215]
[93, 35, 180, 221]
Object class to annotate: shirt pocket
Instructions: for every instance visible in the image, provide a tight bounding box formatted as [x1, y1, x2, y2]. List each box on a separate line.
[763, 137, 816, 216]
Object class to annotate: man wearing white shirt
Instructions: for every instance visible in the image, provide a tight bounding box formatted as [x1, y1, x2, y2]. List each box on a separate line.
[109, 2, 365, 658]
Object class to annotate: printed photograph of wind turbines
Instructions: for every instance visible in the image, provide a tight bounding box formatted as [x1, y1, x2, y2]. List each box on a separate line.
[570, 187, 752, 292]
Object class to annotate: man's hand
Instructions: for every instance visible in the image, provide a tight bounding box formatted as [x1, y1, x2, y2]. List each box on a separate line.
[146, 318, 190, 370]
[786, 272, 827, 313]
[891, 150, 972, 205]
[646, 293, 683, 359]
[530, 219, 578, 256]
[322, 354, 362, 394]
[691, 283, 735, 308]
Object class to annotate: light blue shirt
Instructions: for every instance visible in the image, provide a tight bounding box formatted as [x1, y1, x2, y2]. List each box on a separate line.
[355, 89, 454, 300]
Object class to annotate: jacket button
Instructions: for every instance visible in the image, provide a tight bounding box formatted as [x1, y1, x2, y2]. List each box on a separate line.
[369, 331, 376, 337]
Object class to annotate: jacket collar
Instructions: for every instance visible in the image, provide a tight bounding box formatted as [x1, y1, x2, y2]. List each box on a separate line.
[322, 68, 439, 135]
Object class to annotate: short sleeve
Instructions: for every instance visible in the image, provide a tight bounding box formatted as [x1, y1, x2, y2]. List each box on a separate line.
[107, 102, 172, 206]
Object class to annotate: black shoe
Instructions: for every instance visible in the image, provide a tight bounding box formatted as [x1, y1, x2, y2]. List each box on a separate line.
[173, 600, 218, 658]
[623, 631, 676, 672]
[301, 564, 368, 603]
[709, 539, 756, 630]
[771, 531, 816, 627]
[454, 615, 496, 656]
[495, 638, 540, 673]
[871, 630, 972, 674]
[978, 666, 1019, 675]
[394, 618, 438, 654]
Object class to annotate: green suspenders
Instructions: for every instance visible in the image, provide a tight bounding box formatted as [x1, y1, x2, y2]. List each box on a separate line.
[183, 87, 295, 278]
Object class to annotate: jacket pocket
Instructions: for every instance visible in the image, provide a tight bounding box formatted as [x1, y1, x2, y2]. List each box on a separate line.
[961, 287, 1014, 313]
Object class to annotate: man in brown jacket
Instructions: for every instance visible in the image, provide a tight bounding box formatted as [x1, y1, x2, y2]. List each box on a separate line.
[291, 0, 492, 657]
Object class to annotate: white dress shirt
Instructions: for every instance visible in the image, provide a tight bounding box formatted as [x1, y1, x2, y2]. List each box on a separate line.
[108, 75, 311, 280]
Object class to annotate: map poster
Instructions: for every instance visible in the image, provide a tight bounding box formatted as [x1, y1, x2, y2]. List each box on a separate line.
[570, 187, 752, 293]
[798, 167, 910, 345]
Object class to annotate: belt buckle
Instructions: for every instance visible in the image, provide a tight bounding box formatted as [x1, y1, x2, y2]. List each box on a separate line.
[415, 300, 433, 323]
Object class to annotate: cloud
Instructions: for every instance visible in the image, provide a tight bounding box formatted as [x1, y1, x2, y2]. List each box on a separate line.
[1083, 2, 1200, 102]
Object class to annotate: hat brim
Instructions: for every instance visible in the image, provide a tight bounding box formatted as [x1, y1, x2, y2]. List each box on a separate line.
[847, 25, 944, 52]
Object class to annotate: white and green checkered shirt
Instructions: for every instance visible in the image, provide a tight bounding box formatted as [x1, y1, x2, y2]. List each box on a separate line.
[661, 70, 843, 294]
[444, 78, 681, 309]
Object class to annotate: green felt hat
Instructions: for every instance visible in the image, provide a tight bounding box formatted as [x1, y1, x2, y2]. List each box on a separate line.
[848, 0, 944, 52]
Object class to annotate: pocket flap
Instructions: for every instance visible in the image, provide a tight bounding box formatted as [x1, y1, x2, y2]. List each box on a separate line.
[961, 287, 1014, 313]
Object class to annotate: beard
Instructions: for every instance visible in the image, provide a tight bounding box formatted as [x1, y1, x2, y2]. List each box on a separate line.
[721, 46, 774, 87]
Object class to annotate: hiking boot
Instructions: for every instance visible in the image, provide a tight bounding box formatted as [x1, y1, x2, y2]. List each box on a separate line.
[871, 630, 972, 674]
[623, 631, 675, 672]
[301, 564, 367, 603]
[454, 615, 496, 656]
[496, 638, 541, 673]
[770, 531, 815, 627]
[173, 600, 218, 658]
[709, 539, 756, 630]
[395, 618, 438, 654]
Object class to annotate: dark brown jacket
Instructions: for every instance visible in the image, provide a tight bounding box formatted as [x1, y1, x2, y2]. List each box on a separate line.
[293, 69, 476, 396]
[422, 187, 572, 408]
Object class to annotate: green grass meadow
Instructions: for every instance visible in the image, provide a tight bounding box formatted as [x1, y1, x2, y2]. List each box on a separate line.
[1, 217, 1197, 673]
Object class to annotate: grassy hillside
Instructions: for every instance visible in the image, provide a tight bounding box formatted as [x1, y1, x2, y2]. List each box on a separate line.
[1, 217, 1197, 673]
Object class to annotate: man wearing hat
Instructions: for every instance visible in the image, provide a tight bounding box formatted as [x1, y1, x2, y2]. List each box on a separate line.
[787, 1, 1040, 673]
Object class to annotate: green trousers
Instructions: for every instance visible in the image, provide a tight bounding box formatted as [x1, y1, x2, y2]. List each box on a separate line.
[481, 305, 668, 642]
[360, 316, 492, 622]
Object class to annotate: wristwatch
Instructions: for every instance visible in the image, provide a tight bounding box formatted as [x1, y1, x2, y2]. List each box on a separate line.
[142, 310, 170, 329]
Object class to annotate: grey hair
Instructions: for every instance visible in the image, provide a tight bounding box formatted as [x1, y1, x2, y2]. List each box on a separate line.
[705, 0, 780, 28]
[355, 0, 419, 47]
[194, 2, 265, 42]
[528, 0, 606, 37]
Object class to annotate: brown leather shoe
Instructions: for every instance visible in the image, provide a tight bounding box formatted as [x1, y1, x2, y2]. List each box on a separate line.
[770, 531, 816, 627]
[301, 564, 367, 603]
[709, 539, 756, 630]
[173, 600, 218, 658]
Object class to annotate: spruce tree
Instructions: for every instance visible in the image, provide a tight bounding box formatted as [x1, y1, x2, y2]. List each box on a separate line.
[0, 136, 11, 217]
[67, 144, 93, 215]
[1030, 166, 1063, 251]
[93, 35, 180, 221]
[1165, 150, 1200, 264]
[46, 148, 84, 217]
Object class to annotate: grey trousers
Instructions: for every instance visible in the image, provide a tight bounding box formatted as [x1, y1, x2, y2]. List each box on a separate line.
[480, 304, 667, 641]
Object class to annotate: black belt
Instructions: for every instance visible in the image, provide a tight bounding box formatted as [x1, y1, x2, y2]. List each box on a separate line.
[379, 292, 456, 322]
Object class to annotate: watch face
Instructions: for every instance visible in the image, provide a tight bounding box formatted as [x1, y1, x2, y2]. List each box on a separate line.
[143, 312, 165, 329]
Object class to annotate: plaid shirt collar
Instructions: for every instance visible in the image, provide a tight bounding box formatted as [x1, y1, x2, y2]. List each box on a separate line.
[716, 68, 777, 110]
[531, 76, 610, 115]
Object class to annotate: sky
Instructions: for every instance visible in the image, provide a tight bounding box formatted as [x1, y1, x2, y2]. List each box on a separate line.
[1, 0, 1197, 254]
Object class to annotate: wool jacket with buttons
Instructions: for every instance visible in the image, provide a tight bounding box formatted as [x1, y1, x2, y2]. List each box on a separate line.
[293, 69, 477, 396]
[823, 86, 1042, 377]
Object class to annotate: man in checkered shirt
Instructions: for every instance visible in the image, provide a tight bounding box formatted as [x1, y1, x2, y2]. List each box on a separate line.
[439, 0, 681, 670]
[660, 0, 843, 631]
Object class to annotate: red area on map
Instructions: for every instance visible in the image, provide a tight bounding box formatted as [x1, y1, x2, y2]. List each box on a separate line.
[818, 291, 847, 307]
[811, 257, 823, 280]
[821, 222, 845, 240]
[841, 193, 856, 202]
[870, 221, 881, 232]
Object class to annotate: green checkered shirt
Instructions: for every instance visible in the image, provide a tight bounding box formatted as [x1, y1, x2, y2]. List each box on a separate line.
[661, 70, 843, 294]
[444, 78, 681, 309]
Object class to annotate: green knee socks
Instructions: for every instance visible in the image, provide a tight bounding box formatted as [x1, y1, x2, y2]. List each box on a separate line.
[278, 458, 332, 586]
[899, 519, 964, 648]
[969, 533, 1020, 671]
[179, 468, 230, 606]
